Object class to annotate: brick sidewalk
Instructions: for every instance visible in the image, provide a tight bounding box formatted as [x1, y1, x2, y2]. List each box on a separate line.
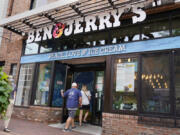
[0, 118, 91, 135]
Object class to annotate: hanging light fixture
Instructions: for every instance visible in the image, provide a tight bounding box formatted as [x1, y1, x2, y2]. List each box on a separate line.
[128, 58, 131, 62]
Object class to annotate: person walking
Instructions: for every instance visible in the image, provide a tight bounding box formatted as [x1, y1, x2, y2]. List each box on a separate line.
[61, 82, 82, 132]
[79, 85, 91, 126]
[4, 75, 17, 132]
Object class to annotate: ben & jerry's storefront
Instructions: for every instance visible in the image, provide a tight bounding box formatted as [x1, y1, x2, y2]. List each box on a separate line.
[1, 0, 180, 134]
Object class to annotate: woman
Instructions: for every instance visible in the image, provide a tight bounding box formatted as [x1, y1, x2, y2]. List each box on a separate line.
[79, 85, 91, 126]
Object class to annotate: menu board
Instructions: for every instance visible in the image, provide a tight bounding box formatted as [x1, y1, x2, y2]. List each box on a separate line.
[116, 62, 135, 92]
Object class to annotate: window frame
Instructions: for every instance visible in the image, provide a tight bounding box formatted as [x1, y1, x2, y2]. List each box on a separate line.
[14, 63, 36, 107]
[10, 63, 17, 76]
[30, 61, 54, 106]
[109, 50, 177, 118]
[110, 53, 140, 115]
[30, 0, 35, 10]
[30, 0, 48, 10]
[139, 51, 174, 117]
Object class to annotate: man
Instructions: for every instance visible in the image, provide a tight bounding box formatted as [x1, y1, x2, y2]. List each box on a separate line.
[4, 75, 17, 132]
[61, 82, 82, 132]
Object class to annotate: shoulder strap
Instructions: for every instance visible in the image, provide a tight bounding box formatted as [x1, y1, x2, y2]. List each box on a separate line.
[83, 91, 90, 101]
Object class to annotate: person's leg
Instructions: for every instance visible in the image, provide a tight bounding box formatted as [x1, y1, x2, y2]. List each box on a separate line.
[64, 110, 73, 130]
[71, 118, 75, 127]
[4, 101, 14, 132]
[83, 111, 89, 122]
[71, 110, 76, 128]
[64, 117, 72, 129]
[79, 110, 83, 126]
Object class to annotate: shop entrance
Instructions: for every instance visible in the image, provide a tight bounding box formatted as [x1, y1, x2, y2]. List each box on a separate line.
[56, 58, 105, 126]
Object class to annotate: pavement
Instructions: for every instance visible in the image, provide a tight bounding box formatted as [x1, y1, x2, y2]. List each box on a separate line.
[49, 122, 102, 135]
[0, 118, 94, 135]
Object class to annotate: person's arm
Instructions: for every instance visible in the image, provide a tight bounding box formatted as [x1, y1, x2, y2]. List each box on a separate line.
[14, 91, 17, 99]
[79, 97, 82, 107]
[88, 91, 91, 100]
[60, 89, 64, 97]
[61, 90, 68, 98]
[14, 85, 17, 99]
[79, 91, 82, 107]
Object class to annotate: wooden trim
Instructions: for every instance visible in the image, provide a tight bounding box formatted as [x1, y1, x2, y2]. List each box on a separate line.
[103, 56, 112, 112]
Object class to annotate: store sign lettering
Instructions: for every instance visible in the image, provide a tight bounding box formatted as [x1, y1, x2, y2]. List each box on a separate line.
[27, 4, 146, 44]
[48, 44, 126, 60]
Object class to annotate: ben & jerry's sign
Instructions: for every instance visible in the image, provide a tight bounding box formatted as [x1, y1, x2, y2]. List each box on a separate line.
[27, 4, 146, 43]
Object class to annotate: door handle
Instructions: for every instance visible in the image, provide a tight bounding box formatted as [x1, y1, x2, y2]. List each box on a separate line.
[95, 93, 98, 98]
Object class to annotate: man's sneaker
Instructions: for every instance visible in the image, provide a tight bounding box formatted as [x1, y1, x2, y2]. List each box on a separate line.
[4, 128, 11, 132]
[62, 128, 70, 132]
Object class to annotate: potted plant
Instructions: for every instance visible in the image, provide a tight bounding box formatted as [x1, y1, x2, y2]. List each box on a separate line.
[0, 68, 12, 118]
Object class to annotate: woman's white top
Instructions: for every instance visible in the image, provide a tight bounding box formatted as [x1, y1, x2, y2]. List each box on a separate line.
[81, 90, 91, 105]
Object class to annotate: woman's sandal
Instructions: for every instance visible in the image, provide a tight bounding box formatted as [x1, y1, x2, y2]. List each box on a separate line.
[83, 120, 87, 123]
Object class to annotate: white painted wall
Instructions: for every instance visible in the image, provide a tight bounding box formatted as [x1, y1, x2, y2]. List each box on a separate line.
[0, 0, 9, 47]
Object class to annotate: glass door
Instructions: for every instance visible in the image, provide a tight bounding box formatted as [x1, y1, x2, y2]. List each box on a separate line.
[49, 61, 68, 123]
[73, 71, 95, 123]
[92, 71, 104, 125]
[52, 62, 67, 107]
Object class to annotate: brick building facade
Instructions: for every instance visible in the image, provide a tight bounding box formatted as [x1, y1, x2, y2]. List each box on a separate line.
[1, 0, 180, 135]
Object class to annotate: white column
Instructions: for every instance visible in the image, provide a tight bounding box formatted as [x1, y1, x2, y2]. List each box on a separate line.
[0, 0, 9, 47]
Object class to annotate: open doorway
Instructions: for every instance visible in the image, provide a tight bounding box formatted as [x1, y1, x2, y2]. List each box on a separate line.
[55, 57, 105, 126]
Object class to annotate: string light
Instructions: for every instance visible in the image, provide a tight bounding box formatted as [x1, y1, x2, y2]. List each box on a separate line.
[153, 74, 156, 79]
[149, 74, 152, 79]
[128, 58, 131, 62]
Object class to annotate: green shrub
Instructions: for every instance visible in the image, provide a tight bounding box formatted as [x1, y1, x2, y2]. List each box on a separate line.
[0, 68, 12, 118]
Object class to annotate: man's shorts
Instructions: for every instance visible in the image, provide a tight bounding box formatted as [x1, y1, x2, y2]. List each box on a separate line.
[68, 110, 77, 118]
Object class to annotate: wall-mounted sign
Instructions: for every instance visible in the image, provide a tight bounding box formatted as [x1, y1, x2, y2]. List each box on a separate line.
[116, 63, 135, 92]
[27, 4, 146, 43]
[21, 36, 180, 64]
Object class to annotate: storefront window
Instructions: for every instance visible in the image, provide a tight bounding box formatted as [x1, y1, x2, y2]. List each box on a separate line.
[52, 63, 67, 107]
[39, 30, 110, 53]
[142, 17, 170, 40]
[34, 63, 51, 106]
[175, 52, 180, 115]
[83, 31, 109, 47]
[15, 64, 35, 106]
[111, 24, 140, 44]
[172, 15, 180, 36]
[40, 40, 53, 53]
[31, 0, 47, 9]
[10, 63, 17, 77]
[24, 42, 39, 55]
[141, 53, 170, 113]
[112, 57, 138, 111]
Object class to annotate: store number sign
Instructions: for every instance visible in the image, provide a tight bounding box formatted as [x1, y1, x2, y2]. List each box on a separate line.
[27, 3, 146, 44]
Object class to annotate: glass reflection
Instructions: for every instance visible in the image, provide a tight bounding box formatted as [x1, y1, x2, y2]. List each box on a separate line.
[113, 58, 138, 111]
[25, 43, 39, 55]
[34, 63, 51, 106]
[141, 53, 170, 113]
